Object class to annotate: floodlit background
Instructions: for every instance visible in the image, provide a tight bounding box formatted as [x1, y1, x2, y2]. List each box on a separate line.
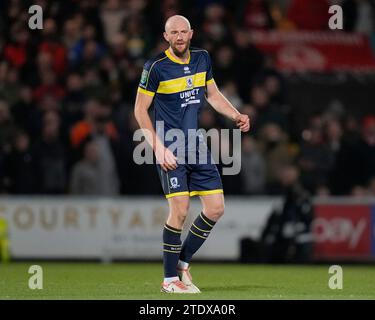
[0, 0, 374, 266]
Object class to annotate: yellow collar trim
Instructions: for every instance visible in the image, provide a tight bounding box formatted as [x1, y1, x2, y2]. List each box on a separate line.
[165, 48, 190, 64]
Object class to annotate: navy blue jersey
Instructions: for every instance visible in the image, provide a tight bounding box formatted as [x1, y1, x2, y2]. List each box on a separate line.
[137, 48, 223, 198]
[138, 48, 214, 148]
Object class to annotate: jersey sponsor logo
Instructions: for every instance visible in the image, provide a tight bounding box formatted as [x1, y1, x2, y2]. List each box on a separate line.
[181, 99, 201, 108]
[140, 69, 148, 85]
[180, 88, 199, 99]
[180, 88, 200, 108]
[184, 66, 191, 74]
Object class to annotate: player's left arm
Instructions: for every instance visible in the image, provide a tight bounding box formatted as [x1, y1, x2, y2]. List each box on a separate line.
[205, 81, 250, 132]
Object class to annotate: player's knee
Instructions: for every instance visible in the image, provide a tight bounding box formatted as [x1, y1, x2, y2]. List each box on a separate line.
[205, 202, 225, 221]
[171, 197, 190, 221]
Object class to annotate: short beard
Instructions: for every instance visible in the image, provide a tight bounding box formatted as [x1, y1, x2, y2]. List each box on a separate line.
[171, 40, 190, 58]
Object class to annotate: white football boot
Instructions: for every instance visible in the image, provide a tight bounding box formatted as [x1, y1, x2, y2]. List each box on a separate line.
[177, 267, 201, 293]
[160, 280, 197, 293]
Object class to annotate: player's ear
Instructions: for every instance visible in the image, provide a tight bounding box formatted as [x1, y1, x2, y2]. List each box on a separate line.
[163, 31, 169, 42]
[189, 29, 194, 39]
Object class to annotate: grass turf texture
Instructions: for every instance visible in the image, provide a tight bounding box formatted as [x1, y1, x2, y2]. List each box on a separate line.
[0, 262, 374, 300]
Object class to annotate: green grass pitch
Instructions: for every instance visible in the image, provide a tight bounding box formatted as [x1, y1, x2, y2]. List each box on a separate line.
[0, 262, 374, 300]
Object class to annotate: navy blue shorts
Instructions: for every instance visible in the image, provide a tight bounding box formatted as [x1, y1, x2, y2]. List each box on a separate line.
[156, 162, 223, 198]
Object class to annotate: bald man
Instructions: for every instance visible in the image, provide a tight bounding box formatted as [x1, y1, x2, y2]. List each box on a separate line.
[134, 15, 250, 293]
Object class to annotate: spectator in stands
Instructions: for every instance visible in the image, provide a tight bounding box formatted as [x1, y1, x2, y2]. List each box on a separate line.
[78, 40, 106, 72]
[70, 99, 118, 149]
[351, 185, 368, 197]
[4, 131, 36, 194]
[121, 112, 161, 195]
[107, 33, 127, 64]
[257, 123, 294, 194]
[232, 28, 265, 100]
[3, 24, 30, 69]
[263, 74, 285, 106]
[70, 101, 121, 195]
[219, 130, 243, 194]
[220, 80, 242, 109]
[299, 124, 334, 194]
[38, 18, 67, 75]
[250, 85, 288, 134]
[69, 24, 106, 68]
[343, 114, 362, 145]
[119, 61, 142, 104]
[324, 118, 343, 157]
[261, 165, 313, 263]
[11, 86, 39, 140]
[331, 115, 375, 195]
[0, 64, 21, 107]
[241, 135, 266, 194]
[219, 81, 244, 126]
[70, 139, 102, 195]
[91, 108, 121, 196]
[316, 185, 331, 198]
[62, 72, 87, 130]
[100, 0, 128, 42]
[202, 3, 229, 42]
[122, 16, 149, 59]
[33, 111, 67, 194]
[269, 0, 295, 30]
[62, 18, 82, 51]
[83, 68, 109, 101]
[212, 45, 236, 86]
[33, 69, 65, 103]
[0, 100, 17, 153]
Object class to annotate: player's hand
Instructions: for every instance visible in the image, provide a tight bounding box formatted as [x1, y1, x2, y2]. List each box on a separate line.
[155, 147, 178, 171]
[235, 113, 250, 132]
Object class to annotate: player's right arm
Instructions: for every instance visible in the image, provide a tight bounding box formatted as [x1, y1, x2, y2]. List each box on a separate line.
[134, 65, 177, 171]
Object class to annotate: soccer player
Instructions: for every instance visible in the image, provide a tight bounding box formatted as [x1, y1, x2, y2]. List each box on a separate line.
[134, 15, 250, 293]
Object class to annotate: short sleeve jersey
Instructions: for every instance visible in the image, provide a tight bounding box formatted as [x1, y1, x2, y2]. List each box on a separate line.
[138, 47, 215, 148]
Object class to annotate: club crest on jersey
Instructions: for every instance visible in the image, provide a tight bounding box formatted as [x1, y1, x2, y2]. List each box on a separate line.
[186, 77, 193, 88]
[169, 177, 180, 189]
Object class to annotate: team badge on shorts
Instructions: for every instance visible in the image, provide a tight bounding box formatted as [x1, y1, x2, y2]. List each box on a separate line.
[169, 177, 180, 189]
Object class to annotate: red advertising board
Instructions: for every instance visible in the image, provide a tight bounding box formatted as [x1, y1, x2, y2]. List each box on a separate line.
[250, 31, 375, 72]
[313, 205, 372, 260]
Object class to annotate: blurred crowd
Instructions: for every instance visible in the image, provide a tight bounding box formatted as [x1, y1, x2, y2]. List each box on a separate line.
[0, 0, 374, 197]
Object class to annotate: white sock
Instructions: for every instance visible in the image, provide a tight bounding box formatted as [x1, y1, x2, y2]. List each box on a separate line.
[164, 276, 179, 284]
[178, 260, 189, 270]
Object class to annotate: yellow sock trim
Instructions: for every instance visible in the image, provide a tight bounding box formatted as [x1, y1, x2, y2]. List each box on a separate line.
[164, 225, 182, 234]
[163, 249, 181, 254]
[200, 213, 214, 228]
[189, 228, 207, 240]
[192, 223, 211, 233]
